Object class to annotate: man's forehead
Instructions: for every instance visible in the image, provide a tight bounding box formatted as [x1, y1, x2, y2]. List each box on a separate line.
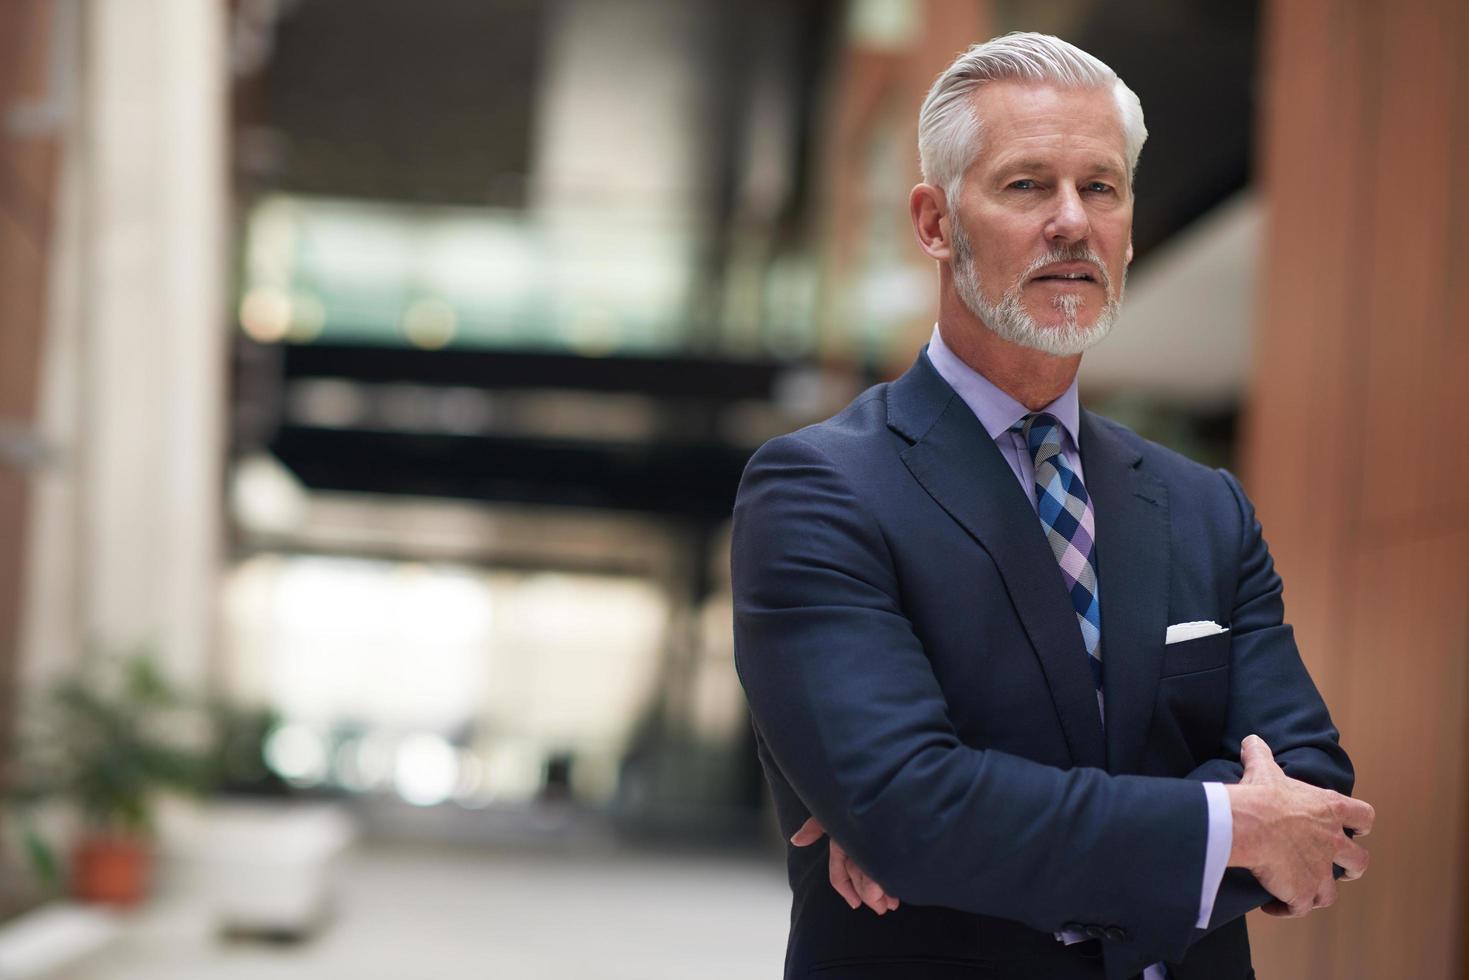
[988, 154, 1128, 179]
[971, 81, 1127, 156]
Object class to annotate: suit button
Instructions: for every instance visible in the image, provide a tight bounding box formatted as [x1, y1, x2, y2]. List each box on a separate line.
[1062, 922, 1086, 933]
[1084, 924, 1106, 940]
[1104, 926, 1128, 942]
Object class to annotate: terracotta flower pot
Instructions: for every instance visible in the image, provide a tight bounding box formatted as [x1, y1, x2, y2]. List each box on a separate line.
[70, 834, 150, 906]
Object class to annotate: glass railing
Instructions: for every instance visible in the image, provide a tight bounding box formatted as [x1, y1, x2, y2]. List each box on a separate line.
[238, 193, 821, 361]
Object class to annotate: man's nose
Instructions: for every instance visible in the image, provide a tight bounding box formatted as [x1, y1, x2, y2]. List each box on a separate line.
[1045, 186, 1090, 243]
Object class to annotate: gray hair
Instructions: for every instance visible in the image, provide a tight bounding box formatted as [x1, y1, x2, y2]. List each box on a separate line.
[918, 32, 1147, 204]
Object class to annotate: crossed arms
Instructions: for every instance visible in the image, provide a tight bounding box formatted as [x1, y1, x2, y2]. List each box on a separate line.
[732, 434, 1371, 970]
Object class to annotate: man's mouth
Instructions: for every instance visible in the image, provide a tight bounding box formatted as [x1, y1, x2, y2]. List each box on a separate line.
[1029, 262, 1101, 284]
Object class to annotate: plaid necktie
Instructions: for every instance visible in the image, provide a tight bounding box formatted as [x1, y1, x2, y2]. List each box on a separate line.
[1015, 412, 1102, 694]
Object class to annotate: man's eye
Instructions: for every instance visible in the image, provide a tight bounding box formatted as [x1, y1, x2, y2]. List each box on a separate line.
[1008, 179, 1037, 190]
[1084, 182, 1114, 194]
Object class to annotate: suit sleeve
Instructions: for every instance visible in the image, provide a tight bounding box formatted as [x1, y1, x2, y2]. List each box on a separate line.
[732, 432, 1214, 965]
[1183, 469, 1356, 935]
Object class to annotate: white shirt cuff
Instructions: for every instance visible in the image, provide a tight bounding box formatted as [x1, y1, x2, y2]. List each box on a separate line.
[1198, 781, 1233, 929]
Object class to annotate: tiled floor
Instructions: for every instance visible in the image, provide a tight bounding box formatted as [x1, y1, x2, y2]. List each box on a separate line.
[54, 843, 792, 980]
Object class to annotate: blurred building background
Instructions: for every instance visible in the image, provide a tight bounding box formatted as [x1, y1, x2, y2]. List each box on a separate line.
[0, 1, 1463, 978]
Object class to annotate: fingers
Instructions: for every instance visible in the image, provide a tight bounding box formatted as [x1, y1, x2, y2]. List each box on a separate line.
[1337, 797, 1376, 838]
[848, 862, 893, 915]
[1239, 734, 1283, 781]
[1265, 885, 1336, 918]
[801, 819, 873, 914]
[1261, 897, 1312, 917]
[827, 845, 863, 910]
[791, 816, 826, 847]
[827, 838, 897, 915]
[1334, 835, 1370, 881]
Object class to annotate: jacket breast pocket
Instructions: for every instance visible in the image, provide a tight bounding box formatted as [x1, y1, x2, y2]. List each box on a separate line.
[1157, 630, 1231, 764]
[1159, 629, 1231, 677]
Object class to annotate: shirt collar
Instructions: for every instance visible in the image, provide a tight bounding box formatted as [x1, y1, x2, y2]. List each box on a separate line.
[924, 324, 1082, 449]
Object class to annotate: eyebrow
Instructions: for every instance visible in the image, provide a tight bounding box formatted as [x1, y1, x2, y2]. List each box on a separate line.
[996, 158, 1127, 181]
[1087, 162, 1127, 181]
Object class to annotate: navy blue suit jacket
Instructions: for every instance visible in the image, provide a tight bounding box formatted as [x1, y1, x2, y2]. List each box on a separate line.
[731, 351, 1354, 980]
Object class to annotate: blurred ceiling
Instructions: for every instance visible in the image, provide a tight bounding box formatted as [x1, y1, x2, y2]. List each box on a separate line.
[251, 0, 545, 206]
[232, 0, 1261, 518]
[244, 0, 1259, 260]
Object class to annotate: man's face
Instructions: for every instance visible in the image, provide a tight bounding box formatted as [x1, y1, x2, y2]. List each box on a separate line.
[946, 81, 1134, 356]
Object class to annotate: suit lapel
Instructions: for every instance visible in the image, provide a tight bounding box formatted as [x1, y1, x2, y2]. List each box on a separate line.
[889, 355, 1107, 770]
[1078, 411, 1171, 774]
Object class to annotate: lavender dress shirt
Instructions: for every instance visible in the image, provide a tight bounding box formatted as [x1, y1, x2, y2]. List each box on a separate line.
[925, 325, 1231, 979]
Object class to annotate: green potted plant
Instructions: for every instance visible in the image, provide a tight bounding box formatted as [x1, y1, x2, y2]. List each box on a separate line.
[3, 652, 209, 906]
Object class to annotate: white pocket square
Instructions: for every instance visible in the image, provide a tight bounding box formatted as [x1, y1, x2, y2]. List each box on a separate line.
[1166, 621, 1229, 644]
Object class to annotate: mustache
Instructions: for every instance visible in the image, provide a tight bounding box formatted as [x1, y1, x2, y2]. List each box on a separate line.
[1015, 244, 1112, 291]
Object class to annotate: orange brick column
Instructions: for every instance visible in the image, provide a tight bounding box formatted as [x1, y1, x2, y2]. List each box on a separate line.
[1243, 1, 1469, 976]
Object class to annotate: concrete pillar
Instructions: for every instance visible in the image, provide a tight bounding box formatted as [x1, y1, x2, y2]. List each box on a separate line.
[20, 0, 228, 693]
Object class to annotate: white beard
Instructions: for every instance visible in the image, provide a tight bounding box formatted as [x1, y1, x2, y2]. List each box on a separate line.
[950, 220, 1124, 357]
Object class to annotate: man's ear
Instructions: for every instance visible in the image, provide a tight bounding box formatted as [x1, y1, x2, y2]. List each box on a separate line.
[1126, 238, 1134, 265]
[910, 183, 951, 260]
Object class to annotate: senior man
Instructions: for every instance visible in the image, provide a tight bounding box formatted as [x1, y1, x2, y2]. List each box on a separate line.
[731, 32, 1372, 980]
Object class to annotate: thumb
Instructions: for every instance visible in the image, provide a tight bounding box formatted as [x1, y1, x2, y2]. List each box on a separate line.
[1240, 734, 1282, 781]
[790, 816, 827, 847]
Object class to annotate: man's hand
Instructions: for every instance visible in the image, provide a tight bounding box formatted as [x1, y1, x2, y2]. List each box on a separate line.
[791, 817, 900, 915]
[1226, 734, 1374, 917]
